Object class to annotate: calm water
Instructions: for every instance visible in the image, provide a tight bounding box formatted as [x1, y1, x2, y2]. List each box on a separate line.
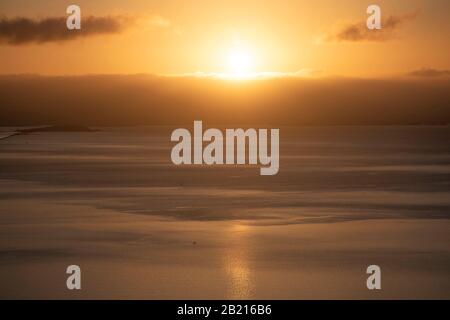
[0, 126, 449, 299]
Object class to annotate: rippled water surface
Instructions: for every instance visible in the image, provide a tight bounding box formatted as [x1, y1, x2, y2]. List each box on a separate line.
[0, 126, 449, 299]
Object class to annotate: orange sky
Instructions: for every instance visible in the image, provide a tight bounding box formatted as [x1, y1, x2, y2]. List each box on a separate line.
[0, 0, 449, 77]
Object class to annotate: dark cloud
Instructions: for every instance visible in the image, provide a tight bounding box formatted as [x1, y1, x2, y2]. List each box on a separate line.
[0, 15, 131, 45]
[324, 12, 418, 42]
[408, 68, 450, 78]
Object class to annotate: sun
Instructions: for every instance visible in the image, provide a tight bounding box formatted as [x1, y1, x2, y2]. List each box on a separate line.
[227, 47, 252, 77]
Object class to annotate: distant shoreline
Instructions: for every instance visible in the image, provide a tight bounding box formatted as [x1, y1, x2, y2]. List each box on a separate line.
[0, 125, 98, 140]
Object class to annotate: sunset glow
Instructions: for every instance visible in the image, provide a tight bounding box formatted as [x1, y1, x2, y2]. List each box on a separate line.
[1, 0, 449, 77]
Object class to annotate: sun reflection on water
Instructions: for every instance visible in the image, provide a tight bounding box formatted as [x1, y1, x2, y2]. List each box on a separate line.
[223, 224, 254, 299]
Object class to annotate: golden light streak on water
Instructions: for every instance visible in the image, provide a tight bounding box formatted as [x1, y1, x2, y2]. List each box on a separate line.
[223, 223, 254, 299]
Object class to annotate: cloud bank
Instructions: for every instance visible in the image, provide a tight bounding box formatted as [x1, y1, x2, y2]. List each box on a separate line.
[0, 74, 448, 126]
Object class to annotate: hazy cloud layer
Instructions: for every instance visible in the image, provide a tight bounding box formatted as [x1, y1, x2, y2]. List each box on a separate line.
[324, 12, 418, 42]
[0, 74, 448, 126]
[0, 15, 133, 45]
[408, 68, 450, 78]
